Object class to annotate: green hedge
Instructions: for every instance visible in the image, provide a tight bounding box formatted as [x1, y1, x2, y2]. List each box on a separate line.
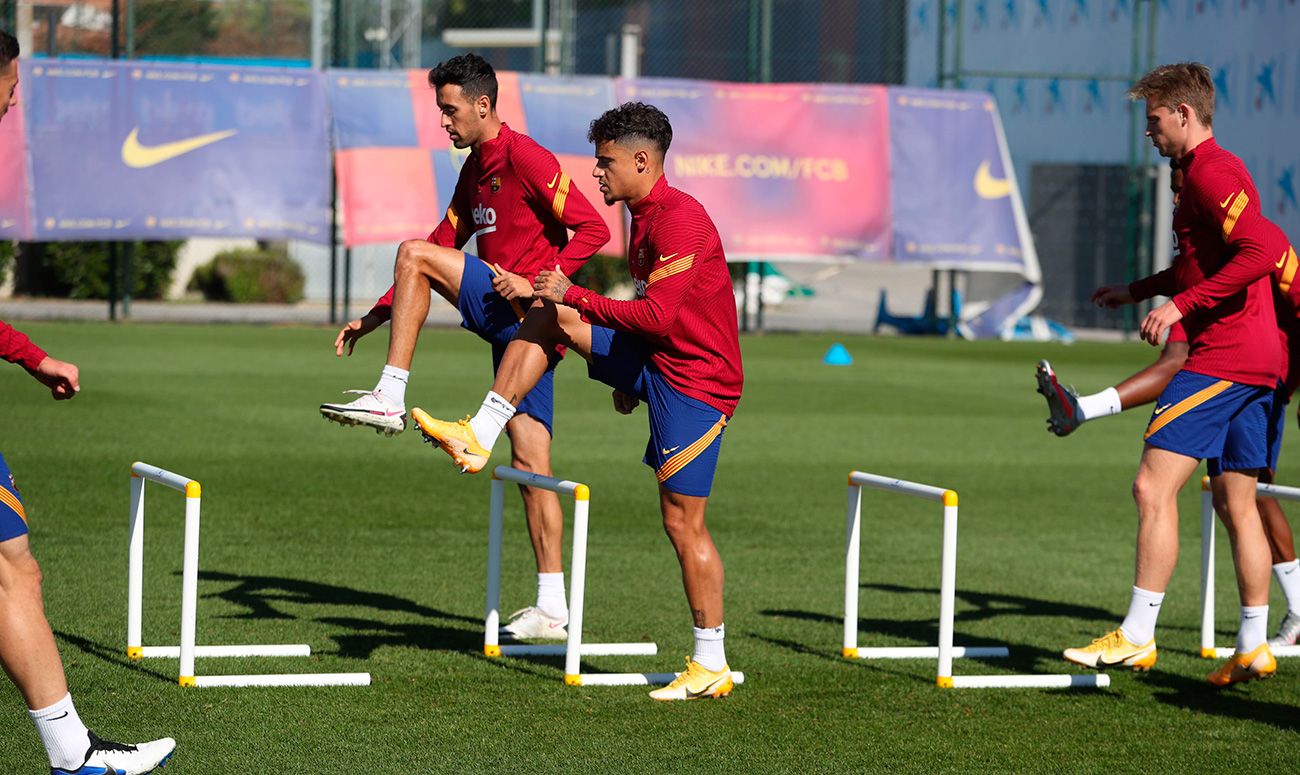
[188, 246, 304, 303]
[14, 241, 180, 299]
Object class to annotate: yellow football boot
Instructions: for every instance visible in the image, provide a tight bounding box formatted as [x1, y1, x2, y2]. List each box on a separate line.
[411, 408, 489, 474]
[1063, 628, 1157, 671]
[648, 657, 734, 701]
[1207, 643, 1277, 687]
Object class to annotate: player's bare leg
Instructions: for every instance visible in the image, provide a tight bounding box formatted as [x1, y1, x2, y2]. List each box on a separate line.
[649, 488, 733, 700]
[321, 239, 467, 435]
[0, 536, 67, 709]
[498, 414, 569, 639]
[414, 303, 593, 473]
[1257, 485, 1300, 646]
[1064, 445, 1196, 671]
[1208, 470, 1278, 684]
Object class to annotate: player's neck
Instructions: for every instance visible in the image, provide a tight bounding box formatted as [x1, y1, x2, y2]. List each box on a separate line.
[1177, 128, 1214, 161]
[471, 119, 504, 152]
[626, 171, 664, 208]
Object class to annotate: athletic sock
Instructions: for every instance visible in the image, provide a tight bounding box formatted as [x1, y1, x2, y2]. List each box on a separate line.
[692, 624, 727, 672]
[1273, 559, 1300, 615]
[1076, 387, 1122, 422]
[29, 693, 91, 770]
[536, 572, 567, 620]
[469, 391, 516, 451]
[1119, 586, 1164, 645]
[1238, 604, 1269, 652]
[373, 364, 410, 406]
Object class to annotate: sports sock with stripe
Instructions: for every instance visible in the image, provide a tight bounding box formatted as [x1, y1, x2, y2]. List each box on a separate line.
[29, 693, 91, 770]
[1119, 586, 1164, 645]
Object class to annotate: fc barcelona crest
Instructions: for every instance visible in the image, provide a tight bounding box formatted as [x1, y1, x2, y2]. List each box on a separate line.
[490, 176, 502, 193]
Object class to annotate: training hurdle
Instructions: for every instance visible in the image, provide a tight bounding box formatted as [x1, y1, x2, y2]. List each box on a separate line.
[1199, 476, 1300, 659]
[843, 470, 1109, 689]
[128, 462, 370, 688]
[485, 466, 745, 687]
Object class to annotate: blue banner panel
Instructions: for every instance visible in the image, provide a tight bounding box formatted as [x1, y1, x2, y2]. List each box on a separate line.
[516, 74, 614, 157]
[326, 70, 418, 149]
[889, 87, 1024, 269]
[24, 60, 330, 242]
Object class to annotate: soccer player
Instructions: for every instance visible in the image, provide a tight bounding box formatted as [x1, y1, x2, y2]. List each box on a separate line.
[319, 54, 609, 640]
[1039, 163, 1300, 650]
[1060, 63, 1293, 685]
[0, 33, 174, 775]
[413, 102, 743, 701]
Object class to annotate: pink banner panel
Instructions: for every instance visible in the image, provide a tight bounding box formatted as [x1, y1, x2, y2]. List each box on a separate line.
[336, 148, 439, 246]
[617, 78, 892, 260]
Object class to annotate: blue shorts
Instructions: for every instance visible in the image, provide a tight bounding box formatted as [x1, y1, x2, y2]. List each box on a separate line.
[1145, 370, 1273, 470]
[458, 255, 555, 435]
[0, 453, 29, 542]
[587, 327, 729, 497]
[1209, 385, 1287, 477]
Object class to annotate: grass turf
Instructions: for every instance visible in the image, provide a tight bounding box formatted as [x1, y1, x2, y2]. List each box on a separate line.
[1, 322, 1297, 772]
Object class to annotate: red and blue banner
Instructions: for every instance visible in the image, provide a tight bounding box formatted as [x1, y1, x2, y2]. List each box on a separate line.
[21, 60, 330, 242]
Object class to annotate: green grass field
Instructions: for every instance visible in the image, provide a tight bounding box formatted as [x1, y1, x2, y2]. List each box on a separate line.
[1, 322, 1298, 772]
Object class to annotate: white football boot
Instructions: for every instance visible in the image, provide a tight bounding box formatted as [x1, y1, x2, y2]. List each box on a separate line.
[320, 390, 406, 436]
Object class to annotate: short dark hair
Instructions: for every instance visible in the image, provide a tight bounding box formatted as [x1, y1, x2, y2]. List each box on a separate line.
[428, 54, 497, 109]
[587, 102, 673, 154]
[0, 30, 18, 69]
[1128, 62, 1215, 128]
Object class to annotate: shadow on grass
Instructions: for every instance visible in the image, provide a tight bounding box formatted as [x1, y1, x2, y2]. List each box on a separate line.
[1145, 670, 1300, 733]
[197, 570, 475, 624]
[52, 630, 176, 685]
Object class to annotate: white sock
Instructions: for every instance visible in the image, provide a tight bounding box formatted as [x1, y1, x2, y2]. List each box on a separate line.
[536, 572, 567, 619]
[468, 391, 516, 451]
[1076, 387, 1122, 422]
[373, 364, 409, 406]
[692, 624, 727, 671]
[1273, 559, 1300, 615]
[1237, 604, 1269, 652]
[1119, 586, 1164, 645]
[29, 693, 91, 770]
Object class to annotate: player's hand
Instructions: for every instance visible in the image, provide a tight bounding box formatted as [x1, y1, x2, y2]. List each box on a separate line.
[491, 263, 534, 301]
[612, 390, 639, 415]
[334, 313, 383, 357]
[31, 356, 79, 400]
[1091, 284, 1134, 309]
[1140, 300, 1183, 347]
[534, 265, 573, 304]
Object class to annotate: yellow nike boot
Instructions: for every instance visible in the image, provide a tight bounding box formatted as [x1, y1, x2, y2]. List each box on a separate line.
[411, 408, 489, 474]
[1207, 643, 1277, 687]
[1063, 628, 1157, 671]
[648, 657, 734, 701]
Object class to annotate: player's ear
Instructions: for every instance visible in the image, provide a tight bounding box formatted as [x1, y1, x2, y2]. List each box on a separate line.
[635, 148, 648, 171]
[478, 94, 490, 118]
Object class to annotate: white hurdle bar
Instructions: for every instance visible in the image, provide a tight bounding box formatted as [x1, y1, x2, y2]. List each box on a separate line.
[128, 462, 370, 688]
[844, 471, 1108, 690]
[1199, 476, 1300, 659]
[485, 467, 746, 688]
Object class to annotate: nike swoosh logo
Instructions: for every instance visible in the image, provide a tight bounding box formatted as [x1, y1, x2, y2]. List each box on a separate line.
[662, 445, 680, 455]
[121, 127, 238, 168]
[1220, 193, 1234, 208]
[546, 173, 559, 189]
[657, 253, 679, 263]
[973, 160, 1011, 199]
[1277, 252, 1288, 269]
[1153, 403, 1172, 415]
[48, 711, 69, 721]
[684, 674, 729, 699]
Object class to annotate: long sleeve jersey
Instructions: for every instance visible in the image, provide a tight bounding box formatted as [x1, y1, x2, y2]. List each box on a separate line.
[0, 320, 47, 371]
[563, 176, 744, 416]
[1130, 138, 1287, 389]
[369, 123, 609, 319]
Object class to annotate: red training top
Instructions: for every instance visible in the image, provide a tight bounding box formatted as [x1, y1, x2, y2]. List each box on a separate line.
[369, 123, 608, 319]
[0, 320, 47, 371]
[1130, 138, 1288, 389]
[563, 176, 744, 416]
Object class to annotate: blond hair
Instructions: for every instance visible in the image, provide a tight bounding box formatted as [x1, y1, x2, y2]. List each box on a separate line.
[1128, 62, 1215, 128]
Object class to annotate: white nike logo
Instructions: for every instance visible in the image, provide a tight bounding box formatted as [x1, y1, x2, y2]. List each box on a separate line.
[121, 127, 238, 168]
